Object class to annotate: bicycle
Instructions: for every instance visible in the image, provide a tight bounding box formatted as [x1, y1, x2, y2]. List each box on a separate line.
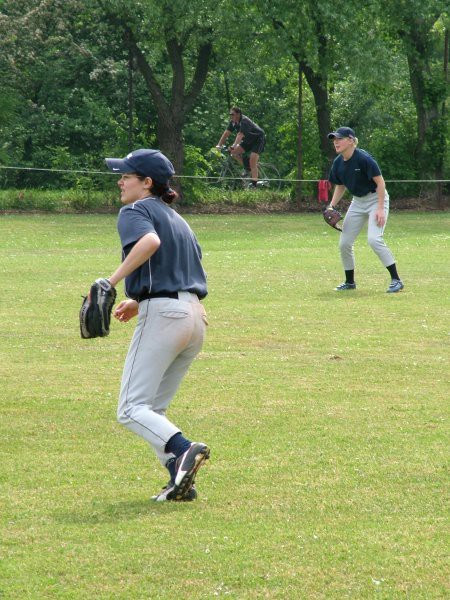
[207, 146, 282, 191]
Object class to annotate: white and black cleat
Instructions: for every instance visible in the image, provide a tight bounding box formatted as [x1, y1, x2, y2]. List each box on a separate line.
[173, 443, 210, 500]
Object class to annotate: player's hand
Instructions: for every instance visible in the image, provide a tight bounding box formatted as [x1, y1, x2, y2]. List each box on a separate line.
[375, 208, 386, 227]
[114, 299, 139, 322]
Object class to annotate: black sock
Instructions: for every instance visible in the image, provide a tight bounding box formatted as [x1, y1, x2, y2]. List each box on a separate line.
[386, 263, 400, 280]
[165, 432, 191, 458]
[345, 269, 355, 284]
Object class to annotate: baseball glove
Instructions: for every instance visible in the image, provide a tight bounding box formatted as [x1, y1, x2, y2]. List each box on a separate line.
[322, 206, 343, 231]
[80, 278, 117, 339]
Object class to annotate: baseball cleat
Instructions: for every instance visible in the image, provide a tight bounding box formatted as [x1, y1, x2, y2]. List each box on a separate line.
[173, 442, 210, 500]
[386, 279, 404, 293]
[151, 481, 197, 502]
[335, 282, 356, 291]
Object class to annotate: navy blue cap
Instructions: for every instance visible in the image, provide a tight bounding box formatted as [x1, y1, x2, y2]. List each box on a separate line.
[105, 149, 175, 183]
[328, 127, 356, 140]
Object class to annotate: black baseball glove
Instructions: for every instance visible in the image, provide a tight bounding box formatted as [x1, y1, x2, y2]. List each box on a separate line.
[80, 278, 117, 339]
[322, 206, 343, 231]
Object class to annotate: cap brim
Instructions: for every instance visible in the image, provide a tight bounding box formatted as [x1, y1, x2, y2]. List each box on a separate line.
[328, 132, 344, 139]
[105, 158, 134, 173]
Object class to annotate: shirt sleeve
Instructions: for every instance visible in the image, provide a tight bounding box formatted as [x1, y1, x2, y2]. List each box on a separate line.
[226, 121, 236, 133]
[363, 154, 382, 180]
[118, 204, 157, 249]
[328, 158, 342, 185]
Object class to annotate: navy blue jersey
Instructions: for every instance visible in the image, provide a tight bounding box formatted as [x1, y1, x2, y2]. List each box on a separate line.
[117, 197, 207, 300]
[227, 115, 265, 142]
[329, 148, 382, 197]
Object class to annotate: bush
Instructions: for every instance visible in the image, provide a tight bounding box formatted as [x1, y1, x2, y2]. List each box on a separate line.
[0, 188, 119, 212]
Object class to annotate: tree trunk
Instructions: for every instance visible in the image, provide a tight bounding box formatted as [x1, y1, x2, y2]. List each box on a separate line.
[302, 62, 333, 176]
[156, 114, 185, 183]
[127, 33, 183, 159]
[127, 43, 134, 152]
[121, 25, 212, 197]
[295, 62, 303, 204]
[405, 43, 446, 206]
[399, 13, 447, 206]
[223, 71, 232, 109]
[405, 50, 428, 163]
[437, 28, 449, 209]
[272, 16, 333, 185]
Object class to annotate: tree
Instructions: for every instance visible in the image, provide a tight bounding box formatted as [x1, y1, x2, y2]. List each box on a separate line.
[0, 0, 131, 184]
[96, 0, 228, 183]
[256, 0, 331, 200]
[0, 0, 227, 191]
[381, 1, 449, 184]
[257, 0, 383, 199]
[0, 0, 447, 202]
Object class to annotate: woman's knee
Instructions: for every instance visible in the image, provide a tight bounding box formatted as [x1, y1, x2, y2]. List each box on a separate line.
[367, 234, 383, 251]
[339, 237, 352, 253]
[117, 409, 128, 425]
[117, 400, 132, 425]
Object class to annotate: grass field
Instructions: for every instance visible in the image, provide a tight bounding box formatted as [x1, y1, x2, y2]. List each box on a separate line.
[0, 212, 449, 599]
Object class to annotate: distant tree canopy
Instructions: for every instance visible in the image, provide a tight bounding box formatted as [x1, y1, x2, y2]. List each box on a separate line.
[0, 0, 448, 199]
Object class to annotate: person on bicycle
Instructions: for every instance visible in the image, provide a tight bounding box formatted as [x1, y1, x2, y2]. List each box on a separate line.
[216, 107, 266, 188]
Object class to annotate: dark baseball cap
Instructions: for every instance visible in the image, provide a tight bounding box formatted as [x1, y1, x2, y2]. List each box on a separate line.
[105, 149, 175, 183]
[328, 127, 356, 140]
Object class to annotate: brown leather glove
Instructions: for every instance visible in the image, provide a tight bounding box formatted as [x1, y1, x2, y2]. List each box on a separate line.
[323, 207, 343, 231]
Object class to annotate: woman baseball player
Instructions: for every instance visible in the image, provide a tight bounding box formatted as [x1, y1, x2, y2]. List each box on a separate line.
[327, 127, 404, 293]
[104, 148, 209, 502]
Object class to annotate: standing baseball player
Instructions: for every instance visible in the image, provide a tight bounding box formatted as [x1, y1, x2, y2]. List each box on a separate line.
[327, 126, 404, 293]
[104, 148, 210, 502]
[216, 106, 266, 188]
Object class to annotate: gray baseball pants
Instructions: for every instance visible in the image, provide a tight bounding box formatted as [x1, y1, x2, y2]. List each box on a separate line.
[117, 292, 207, 466]
[339, 192, 395, 270]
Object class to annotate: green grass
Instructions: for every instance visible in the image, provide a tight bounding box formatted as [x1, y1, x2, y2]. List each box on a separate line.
[0, 212, 449, 599]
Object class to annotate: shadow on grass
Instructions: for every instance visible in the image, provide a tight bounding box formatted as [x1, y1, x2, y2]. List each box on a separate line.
[315, 289, 376, 300]
[53, 497, 191, 524]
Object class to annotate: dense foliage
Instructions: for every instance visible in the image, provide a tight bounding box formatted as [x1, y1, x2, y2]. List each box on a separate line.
[0, 0, 448, 202]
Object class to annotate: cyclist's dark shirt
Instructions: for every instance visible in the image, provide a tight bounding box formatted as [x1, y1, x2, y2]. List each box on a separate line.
[227, 115, 265, 142]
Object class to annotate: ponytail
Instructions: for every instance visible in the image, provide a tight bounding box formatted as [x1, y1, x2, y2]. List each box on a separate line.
[150, 181, 179, 204]
[134, 174, 179, 204]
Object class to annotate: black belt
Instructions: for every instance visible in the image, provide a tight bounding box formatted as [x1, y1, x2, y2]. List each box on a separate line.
[138, 291, 179, 302]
